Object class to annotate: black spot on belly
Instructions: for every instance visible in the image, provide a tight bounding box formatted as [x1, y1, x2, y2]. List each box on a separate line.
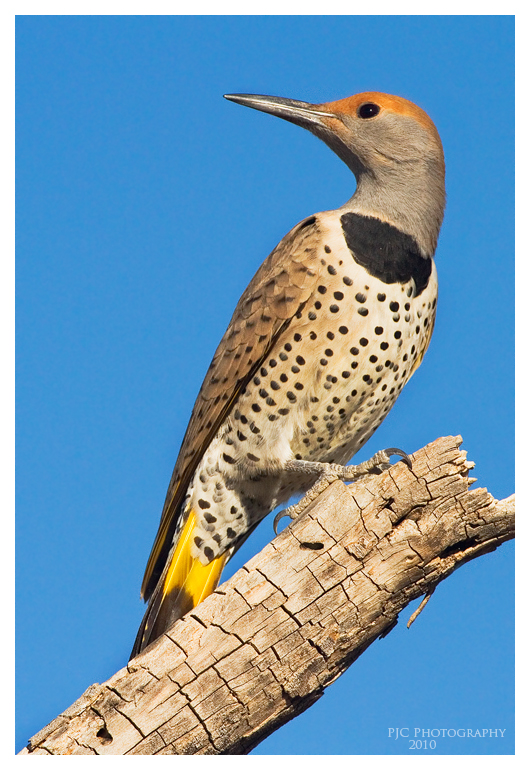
[341, 213, 432, 296]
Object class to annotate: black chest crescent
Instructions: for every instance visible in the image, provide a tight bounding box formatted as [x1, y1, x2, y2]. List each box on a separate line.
[340, 213, 432, 297]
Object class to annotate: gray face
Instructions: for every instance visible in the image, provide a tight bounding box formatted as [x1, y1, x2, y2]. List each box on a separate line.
[338, 109, 440, 167]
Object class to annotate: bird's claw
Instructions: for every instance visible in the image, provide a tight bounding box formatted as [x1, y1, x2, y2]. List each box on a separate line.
[272, 447, 411, 537]
[273, 507, 297, 535]
[382, 447, 412, 470]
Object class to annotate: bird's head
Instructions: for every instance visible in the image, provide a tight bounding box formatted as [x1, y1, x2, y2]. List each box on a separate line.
[224, 90, 445, 255]
[224, 90, 443, 181]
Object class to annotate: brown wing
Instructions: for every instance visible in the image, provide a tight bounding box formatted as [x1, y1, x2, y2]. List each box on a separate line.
[141, 215, 325, 598]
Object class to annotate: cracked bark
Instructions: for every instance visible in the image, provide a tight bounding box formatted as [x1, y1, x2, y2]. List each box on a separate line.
[20, 435, 515, 756]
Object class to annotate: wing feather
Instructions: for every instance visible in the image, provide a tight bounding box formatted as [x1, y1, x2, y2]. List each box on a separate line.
[141, 216, 324, 599]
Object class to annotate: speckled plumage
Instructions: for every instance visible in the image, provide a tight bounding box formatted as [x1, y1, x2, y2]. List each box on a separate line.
[132, 90, 445, 658]
[184, 210, 437, 565]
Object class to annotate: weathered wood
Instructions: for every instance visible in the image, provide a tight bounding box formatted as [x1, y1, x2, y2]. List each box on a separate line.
[20, 436, 514, 755]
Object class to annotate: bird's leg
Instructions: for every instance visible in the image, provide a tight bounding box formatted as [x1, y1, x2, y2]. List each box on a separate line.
[273, 448, 411, 534]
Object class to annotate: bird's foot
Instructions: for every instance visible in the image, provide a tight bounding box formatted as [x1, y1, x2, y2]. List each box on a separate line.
[273, 448, 411, 534]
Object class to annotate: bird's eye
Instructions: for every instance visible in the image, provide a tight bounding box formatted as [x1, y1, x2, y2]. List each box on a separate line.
[357, 103, 381, 119]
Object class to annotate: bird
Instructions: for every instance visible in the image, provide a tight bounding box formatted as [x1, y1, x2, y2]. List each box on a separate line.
[130, 90, 445, 659]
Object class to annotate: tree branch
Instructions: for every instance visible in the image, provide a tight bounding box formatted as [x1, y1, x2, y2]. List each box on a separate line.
[20, 435, 515, 755]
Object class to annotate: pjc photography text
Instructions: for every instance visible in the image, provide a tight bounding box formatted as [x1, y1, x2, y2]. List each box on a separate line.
[388, 727, 507, 750]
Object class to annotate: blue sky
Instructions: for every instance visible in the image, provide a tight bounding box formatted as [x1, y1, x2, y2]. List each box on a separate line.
[16, 15, 514, 755]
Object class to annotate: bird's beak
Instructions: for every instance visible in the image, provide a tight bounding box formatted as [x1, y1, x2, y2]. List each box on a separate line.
[223, 93, 340, 131]
[224, 93, 365, 177]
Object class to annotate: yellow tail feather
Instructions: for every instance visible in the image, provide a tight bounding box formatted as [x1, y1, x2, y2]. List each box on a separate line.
[131, 508, 227, 658]
[163, 508, 227, 607]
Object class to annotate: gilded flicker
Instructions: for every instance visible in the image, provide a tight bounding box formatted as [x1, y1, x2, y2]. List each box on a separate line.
[131, 91, 445, 658]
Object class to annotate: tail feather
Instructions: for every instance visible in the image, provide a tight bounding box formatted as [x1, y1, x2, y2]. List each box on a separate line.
[130, 508, 227, 659]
